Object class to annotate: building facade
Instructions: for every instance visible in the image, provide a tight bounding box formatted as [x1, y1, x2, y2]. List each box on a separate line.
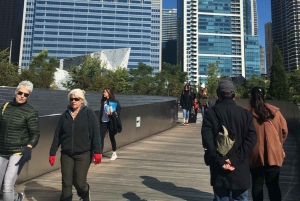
[271, 0, 300, 72]
[178, 0, 260, 85]
[19, 0, 161, 73]
[260, 45, 265, 74]
[265, 21, 273, 77]
[162, 9, 177, 65]
[0, 0, 25, 64]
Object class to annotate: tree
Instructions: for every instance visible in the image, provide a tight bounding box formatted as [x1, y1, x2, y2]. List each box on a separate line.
[128, 62, 155, 95]
[0, 49, 20, 86]
[206, 62, 220, 98]
[65, 55, 106, 91]
[106, 67, 129, 93]
[268, 45, 290, 101]
[289, 69, 300, 104]
[20, 50, 58, 89]
[236, 75, 269, 98]
[154, 62, 188, 96]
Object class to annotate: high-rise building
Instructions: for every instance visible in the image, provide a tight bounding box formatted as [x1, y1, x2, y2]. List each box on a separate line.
[271, 0, 300, 72]
[0, 0, 25, 64]
[19, 0, 161, 73]
[260, 45, 265, 74]
[162, 9, 177, 65]
[265, 21, 273, 77]
[178, 0, 260, 85]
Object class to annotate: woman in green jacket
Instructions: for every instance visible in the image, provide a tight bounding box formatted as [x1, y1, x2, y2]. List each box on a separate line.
[0, 80, 40, 201]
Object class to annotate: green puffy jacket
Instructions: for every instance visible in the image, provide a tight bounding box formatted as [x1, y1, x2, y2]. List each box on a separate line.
[0, 99, 40, 155]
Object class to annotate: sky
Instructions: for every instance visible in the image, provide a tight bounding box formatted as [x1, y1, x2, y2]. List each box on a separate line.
[162, 0, 272, 47]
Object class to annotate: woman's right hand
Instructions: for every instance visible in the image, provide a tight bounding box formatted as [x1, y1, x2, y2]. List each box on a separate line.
[49, 155, 56, 166]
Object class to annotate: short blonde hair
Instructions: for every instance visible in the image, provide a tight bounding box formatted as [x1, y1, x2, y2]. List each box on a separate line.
[16, 80, 33, 93]
[68, 88, 88, 106]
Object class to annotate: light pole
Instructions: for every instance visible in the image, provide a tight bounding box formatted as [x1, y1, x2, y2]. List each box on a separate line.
[9, 39, 13, 63]
[165, 79, 169, 96]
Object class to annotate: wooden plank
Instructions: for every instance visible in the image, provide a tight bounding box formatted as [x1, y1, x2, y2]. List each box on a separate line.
[14, 123, 300, 201]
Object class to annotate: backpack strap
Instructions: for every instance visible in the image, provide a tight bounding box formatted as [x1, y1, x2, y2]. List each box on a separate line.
[1, 102, 9, 115]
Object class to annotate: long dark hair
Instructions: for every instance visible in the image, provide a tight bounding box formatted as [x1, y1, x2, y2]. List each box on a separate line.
[101, 88, 116, 103]
[250, 86, 274, 124]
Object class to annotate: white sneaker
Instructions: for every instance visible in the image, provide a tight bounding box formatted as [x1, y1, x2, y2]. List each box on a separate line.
[110, 152, 117, 161]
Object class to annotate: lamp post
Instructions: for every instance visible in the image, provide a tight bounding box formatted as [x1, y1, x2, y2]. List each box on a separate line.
[165, 79, 169, 96]
[9, 39, 13, 63]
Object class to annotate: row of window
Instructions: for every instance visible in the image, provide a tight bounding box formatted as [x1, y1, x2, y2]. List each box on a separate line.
[36, 5, 151, 11]
[36, 19, 151, 27]
[33, 23, 151, 28]
[35, 17, 151, 23]
[35, 10, 151, 17]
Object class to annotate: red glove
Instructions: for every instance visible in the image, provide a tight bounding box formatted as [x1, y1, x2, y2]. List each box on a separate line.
[93, 153, 102, 164]
[49, 155, 56, 166]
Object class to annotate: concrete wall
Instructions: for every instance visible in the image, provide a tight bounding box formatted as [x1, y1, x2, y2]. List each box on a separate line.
[17, 100, 178, 183]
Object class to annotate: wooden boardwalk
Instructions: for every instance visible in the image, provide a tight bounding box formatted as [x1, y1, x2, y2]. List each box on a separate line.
[15, 123, 300, 201]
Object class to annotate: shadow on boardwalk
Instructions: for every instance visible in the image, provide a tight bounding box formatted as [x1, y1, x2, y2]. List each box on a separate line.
[140, 176, 213, 201]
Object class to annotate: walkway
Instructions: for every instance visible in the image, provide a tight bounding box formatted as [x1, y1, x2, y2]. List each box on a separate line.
[15, 121, 300, 200]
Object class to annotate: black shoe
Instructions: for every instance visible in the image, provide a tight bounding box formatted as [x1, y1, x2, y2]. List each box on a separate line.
[80, 185, 91, 201]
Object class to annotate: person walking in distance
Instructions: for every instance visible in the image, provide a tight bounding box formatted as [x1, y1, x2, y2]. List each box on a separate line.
[100, 88, 122, 161]
[0, 80, 40, 201]
[49, 89, 102, 201]
[201, 80, 257, 201]
[179, 85, 193, 125]
[247, 87, 288, 201]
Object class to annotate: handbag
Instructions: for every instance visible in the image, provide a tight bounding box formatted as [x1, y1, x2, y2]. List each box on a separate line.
[268, 120, 285, 158]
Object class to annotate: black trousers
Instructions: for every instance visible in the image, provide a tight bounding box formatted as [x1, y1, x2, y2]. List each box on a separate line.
[100, 121, 117, 152]
[60, 151, 91, 200]
[250, 166, 281, 201]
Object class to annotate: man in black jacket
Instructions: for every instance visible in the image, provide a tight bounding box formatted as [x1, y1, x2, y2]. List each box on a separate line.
[201, 80, 257, 201]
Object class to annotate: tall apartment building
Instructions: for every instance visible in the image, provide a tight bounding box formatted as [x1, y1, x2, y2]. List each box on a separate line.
[0, 0, 25, 64]
[260, 45, 265, 74]
[271, 0, 300, 72]
[162, 9, 177, 65]
[178, 0, 260, 85]
[265, 21, 273, 77]
[19, 0, 162, 73]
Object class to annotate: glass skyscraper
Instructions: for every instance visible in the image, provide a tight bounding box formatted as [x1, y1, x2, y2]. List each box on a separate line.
[162, 9, 177, 65]
[178, 0, 260, 85]
[19, 0, 161, 72]
[271, 0, 300, 72]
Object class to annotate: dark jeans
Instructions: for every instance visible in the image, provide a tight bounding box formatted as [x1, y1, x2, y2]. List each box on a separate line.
[194, 108, 198, 117]
[60, 151, 91, 200]
[213, 187, 248, 201]
[250, 166, 281, 201]
[100, 121, 117, 152]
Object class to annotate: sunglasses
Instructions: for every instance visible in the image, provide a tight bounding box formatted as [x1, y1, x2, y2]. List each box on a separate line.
[70, 98, 81, 102]
[17, 91, 30, 97]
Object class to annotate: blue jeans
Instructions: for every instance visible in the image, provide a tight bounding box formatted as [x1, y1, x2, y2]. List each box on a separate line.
[0, 155, 22, 201]
[213, 187, 248, 201]
[201, 106, 205, 118]
[182, 109, 189, 120]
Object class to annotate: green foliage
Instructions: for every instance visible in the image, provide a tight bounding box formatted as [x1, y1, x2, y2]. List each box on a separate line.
[64, 55, 106, 91]
[106, 67, 129, 93]
[268, 45, 290, 101]
[154, 62, 187, 96]
[128, 62, 156, 95]
[236, 75, 269, 98]
[289, 69, 300, 104]
[206, 62, 220, 98]
[0, 49, 20, 87]
[20, 50, 58, 89]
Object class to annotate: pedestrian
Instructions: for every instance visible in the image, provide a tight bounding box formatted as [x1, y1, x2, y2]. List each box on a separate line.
[247, 87, 288, 201]
[199, 88, 209, 118]
[49, 88, 102, 201]
[201, 80, 257, 201]
[193, 97, 199, 117]
[0, 80, 40, 201]
[179, 84, 193, 125]
[100, 88, 122, 161]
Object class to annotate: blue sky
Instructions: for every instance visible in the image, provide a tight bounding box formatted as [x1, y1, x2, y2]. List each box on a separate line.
[162, 0, 271, 47]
